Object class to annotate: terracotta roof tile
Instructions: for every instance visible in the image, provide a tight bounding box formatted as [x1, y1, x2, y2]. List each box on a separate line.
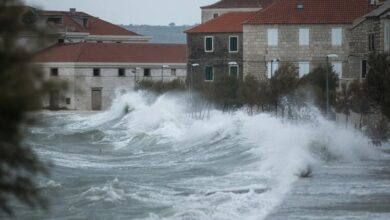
[33, 43, 187, 63]
[246, 0, 376, 24]
[201, 0, 273, 9]
[185, 12, 257, 33]
[39, 10, 139, 36]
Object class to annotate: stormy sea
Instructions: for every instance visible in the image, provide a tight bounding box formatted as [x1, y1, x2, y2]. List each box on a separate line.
[9, 91, 390, 219]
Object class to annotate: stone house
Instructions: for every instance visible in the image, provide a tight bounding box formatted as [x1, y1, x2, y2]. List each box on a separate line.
[349, 0, 390, 78]
[16, 7, 151, 52]
[243, 0, 377, 80]
[185, 12, 256, 85]
[33, 43, 187, 111]
[200, 0, 272, 23]
[39, 8, 151, 44]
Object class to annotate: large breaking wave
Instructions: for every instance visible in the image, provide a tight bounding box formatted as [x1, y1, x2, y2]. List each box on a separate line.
[30, 91, 378, 220]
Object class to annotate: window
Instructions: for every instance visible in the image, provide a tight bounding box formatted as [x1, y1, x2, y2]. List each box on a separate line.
[58, 39, 65, 43]
[205, 66, 214, 81]
[118, 68, 125, 77]
[267, 61, 279, 78]
[229, 65, 239, 78]
[205, 36, 214, 52]
[47, 17, 63, 25]
[331, 28, 342, 46]
[299, 28, 310, 46]
[229, 36, 239, 52]
[213, 13, 219, 18]
[362, 60, 368, 78]
[65, 98, 71, 105]
[144, 68, 151, 77]
[385, 22, 390, 52]
[368, 33, 375, 51]
[50, 68, 58, 76]
[171, 69, 177, 76]
[93, 68, 100, 77]
[267, 28, 278, 46]
[331, 62, 343, 78]
[298, 62, 310, 77]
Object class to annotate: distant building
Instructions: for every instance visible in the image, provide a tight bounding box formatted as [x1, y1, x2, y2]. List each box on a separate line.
[34, 43, 187, 111]
[243, 0, 377, 80]
[39, 8, 151, 44]
[186, 12, 255, 85]
[200, 0, 272, 23]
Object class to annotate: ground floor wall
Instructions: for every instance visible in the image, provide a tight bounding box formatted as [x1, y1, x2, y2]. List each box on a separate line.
[39, 63, 186, 111]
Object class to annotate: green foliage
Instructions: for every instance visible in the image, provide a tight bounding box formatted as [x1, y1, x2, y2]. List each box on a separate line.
[335, 83, 354, 125]
[366, 53, 390, 118]
[0, 0, 49, 215]
[135, 79, 186, 94]
[203, 75, 241, 111]
[301, 65, 339, 111]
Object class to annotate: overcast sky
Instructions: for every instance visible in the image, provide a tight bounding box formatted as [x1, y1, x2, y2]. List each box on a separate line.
[22, 0, 216, 25]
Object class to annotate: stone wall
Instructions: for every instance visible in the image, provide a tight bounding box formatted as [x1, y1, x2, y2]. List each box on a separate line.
[243, 24, 352, 79]
[187, 32, 244, 85]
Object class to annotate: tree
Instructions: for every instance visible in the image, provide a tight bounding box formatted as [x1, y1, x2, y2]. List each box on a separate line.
[349, 80, 370, 129]
[269, 62, 300, 116]
[0, 1, 50, 215]
[335, 82, 354, 126]
[300, 64, 339, 113]
[237, 75, 261, 114]
[366, 53, 390, 118]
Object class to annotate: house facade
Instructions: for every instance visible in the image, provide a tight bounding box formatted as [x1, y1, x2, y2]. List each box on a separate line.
[243, 0, 377, 80]
[200, 0, 271, 23]
[34, 43, 187, 111]
[186, 12, 255, 85]
[349, 0, 390, 78]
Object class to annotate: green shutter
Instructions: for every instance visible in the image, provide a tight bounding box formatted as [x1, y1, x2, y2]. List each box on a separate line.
[230, 37, 238, 52]
[205, 66, 213, 81]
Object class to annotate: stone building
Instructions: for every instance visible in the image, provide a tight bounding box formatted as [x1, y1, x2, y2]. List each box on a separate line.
[243, 0, 377, 80]
[39, 8, 151, 44]
[16, 7, 151, 52]
[186, 12, 255, 85]
[33, 43, 187, 111]
[200, 0, 272, 23]
[349, 0, 390, 78]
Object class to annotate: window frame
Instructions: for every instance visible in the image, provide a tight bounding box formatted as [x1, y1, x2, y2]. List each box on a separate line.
[267, 61, 279, 78]
[331, 61, 343, 78]
[331, 27, 343, 46]
[229, 65, 239, 78]
[299, 28, 310, 46]
[229, 36, 239, 53]
[118, 68, 125, 77]
[298, 62, 310, 77]
[267, 28, 278, 46]
[361, 60, 368, 79]
[143, 68, 151, 77]
[204, 66, 214, 82]
[93, 68, 101, 77]
[204, 36, 214, 52]
[50, 68, 59, 76]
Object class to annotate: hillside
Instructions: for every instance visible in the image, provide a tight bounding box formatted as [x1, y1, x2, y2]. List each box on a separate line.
[122, 24, 195, 44]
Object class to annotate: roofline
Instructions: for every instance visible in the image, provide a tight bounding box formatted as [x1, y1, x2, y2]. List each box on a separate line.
[185, 12, 251, 33]
[34, 62, 187, 67]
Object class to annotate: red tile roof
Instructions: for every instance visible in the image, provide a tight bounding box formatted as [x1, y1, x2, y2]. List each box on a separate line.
[185, 12, 257, 33]
[39, 10, 140, 36]
[246, 0, 376, 24]
[33, 43, 187, 63]
[201, 0, 273, 9]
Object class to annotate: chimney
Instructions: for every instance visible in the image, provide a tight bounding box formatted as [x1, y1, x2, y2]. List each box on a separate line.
[69, 8, 76, 14]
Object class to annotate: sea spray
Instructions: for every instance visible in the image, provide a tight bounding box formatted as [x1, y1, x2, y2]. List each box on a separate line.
[26, 91, 379, 220]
